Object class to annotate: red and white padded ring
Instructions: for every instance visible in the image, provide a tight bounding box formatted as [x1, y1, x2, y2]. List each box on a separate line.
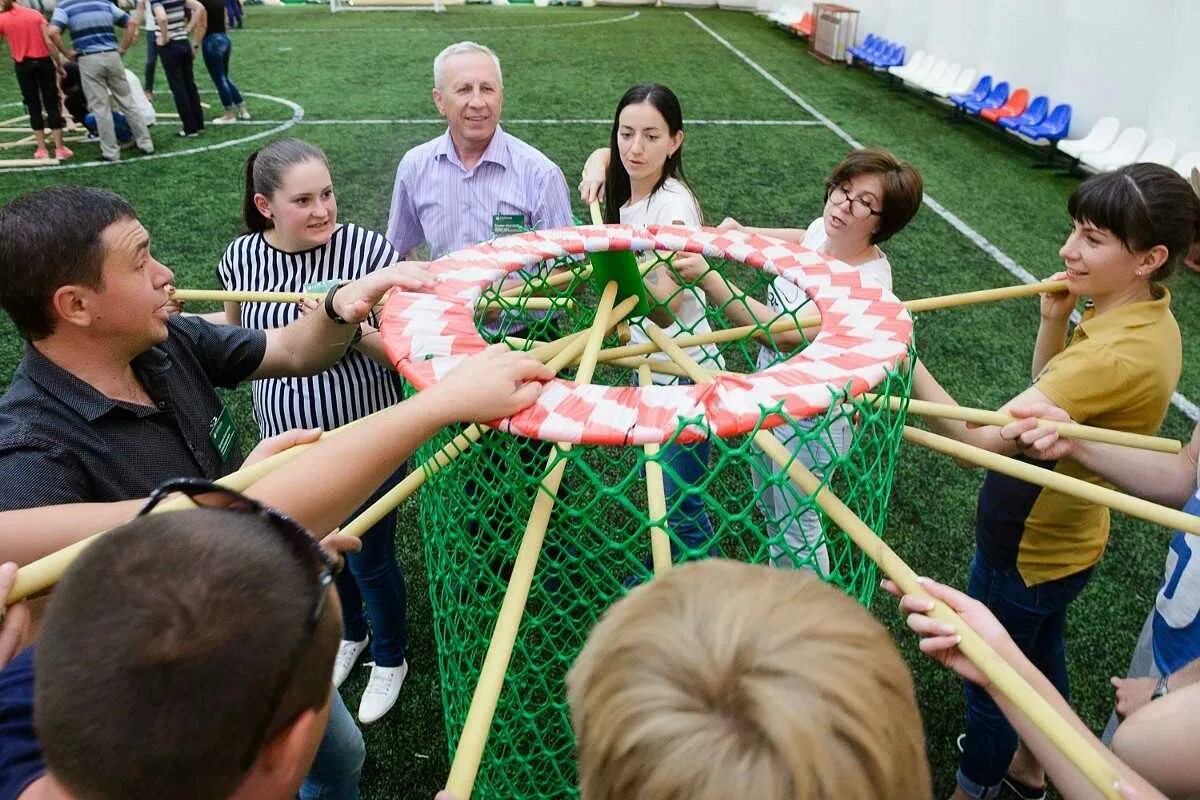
[379, 223, 912, 445]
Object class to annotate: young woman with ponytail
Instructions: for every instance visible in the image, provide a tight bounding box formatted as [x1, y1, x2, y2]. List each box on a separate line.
[218, 137, 423, 725]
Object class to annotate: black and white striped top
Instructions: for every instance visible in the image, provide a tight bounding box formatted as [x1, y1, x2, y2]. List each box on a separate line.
[150, 0, 188, 42]
[217, 223, 403, 439]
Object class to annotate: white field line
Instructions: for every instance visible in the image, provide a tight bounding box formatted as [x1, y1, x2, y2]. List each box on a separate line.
[685, 11, 1200, 423]
[219, 117, 824, 126]
[247, 8, 640, 33]
[0, 91, 303, 174]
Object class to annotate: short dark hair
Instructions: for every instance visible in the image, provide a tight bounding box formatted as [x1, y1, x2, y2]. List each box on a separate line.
[35, 508, 341, 800]
[0, 186, 136, 341]
[1068, 162, 1200, 282]
[825, 147, 924, 244]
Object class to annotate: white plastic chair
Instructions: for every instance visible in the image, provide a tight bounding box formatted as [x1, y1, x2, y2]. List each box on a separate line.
[1171, 151, 1200, 178]
[1139, 138, 1177, 167]
[890, 50, 926, 79]
[1057, 117, 1121, 159]
[1080, 127, 1147, 172]
[933, 66, 973, 100]
[908, 57, 944, 90]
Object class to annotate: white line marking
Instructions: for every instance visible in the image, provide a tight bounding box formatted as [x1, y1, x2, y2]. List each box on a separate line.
[685, 11, 1200, 423]
[0, 92, 303, 174]
[247, 9, 640, 33]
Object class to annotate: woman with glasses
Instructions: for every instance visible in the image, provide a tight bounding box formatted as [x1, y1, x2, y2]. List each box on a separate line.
[673, 147, 923, 574]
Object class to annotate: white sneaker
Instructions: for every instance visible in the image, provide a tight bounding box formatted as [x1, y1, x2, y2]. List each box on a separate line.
[332, 637, 369, 688]
[237, 108, 251, 121]
[357, 661, 407, 724]
[211, 116, 237, 125]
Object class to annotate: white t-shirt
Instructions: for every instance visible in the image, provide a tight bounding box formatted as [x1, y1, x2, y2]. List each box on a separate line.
[756, 217, 893, 371]
[621, 178, 724, 385]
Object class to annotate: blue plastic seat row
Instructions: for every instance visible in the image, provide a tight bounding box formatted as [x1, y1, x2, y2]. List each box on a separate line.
[848, 34, 906, 69]
[949, 73, 1072, 144]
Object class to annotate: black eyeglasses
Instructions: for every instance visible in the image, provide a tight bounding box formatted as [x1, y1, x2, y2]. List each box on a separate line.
[828, 185, 882, 219]
[139, 478, 337, 771]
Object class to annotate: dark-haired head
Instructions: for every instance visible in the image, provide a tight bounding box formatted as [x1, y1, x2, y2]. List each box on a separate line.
[603, 84, 691, 224]
[243, 138, 331, 233]
[824, 148, 924, 244]
[1067, 163, 1200, 283]
[0, 186, 136, 340]
[36, 507, 341, 800]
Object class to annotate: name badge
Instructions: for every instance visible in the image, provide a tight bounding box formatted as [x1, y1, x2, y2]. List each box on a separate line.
[209, 405, 237, 462]
[492, 213, 528, 236]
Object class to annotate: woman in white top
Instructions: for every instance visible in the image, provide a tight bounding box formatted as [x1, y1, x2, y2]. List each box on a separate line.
[674, 147, 923, 574]
[220, 138, 433, 725]
[581, 83, 724, 559]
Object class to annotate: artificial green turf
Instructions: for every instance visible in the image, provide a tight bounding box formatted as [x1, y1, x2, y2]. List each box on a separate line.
[2, 7, 1195, 798]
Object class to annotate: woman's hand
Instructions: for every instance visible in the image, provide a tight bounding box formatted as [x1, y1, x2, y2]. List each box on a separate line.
[578, 148, 610, 204]
[717, 216, 744, 232]
[1000, 403, 1076, 461]
[670, 252, 710, 284]
[1041, 271, 1078, 322]
[0, 563, 30, 670]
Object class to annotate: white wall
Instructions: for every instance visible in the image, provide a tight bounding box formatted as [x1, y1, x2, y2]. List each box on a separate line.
[839, 0, 1198, 156]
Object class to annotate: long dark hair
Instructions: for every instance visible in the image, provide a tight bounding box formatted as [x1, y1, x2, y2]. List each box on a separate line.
[602, 84, 693, 224]
[1068, 163, 1200, 282]
[242, 138, 330, 233]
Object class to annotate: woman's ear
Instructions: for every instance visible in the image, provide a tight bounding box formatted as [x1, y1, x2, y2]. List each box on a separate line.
[253, 192, 273, 221]
[1136, 244, 1169, 278]
[669, 129, 684, 159]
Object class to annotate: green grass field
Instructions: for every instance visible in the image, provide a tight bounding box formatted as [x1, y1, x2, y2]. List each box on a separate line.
[2, 6, 1197, 798]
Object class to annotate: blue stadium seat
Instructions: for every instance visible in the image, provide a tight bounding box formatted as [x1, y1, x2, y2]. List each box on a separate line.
[999, 94, 1048, 130]
[847, 33, 878, 60]
[1018, 103, 1071, 143]
[879, 44, 906, 68]
[962, 81, 1009, 115]
[950, 75, 992, 109]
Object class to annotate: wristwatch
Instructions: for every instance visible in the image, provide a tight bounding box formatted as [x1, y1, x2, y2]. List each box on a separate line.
[1151, 674, 1170, 701]
[324, 282, 351, 324]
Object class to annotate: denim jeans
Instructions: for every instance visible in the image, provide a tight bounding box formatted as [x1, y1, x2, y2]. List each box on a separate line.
[335, 467, 408, 667]
[201, 32, 243, 109]
[143, 33, 158, 93]
[750, 415, 851, 575]
[956, 552, 1093, 798]
[658, 437, 714, 556]
[300, 689, 365, 800]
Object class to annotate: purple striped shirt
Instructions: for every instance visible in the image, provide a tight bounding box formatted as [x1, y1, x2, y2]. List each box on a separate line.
[386, 126, 574, 260]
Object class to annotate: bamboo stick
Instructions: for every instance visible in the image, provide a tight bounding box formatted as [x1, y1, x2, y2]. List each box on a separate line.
[444, 281, 620, 800]
[588, 279, 1071, 366]
[871, 395, 1180, 454]
[170, 288, 571, 312]
[638, 364, 673, 576]
[903, 426, 1200, 536]
[641, 324, 1121, 800]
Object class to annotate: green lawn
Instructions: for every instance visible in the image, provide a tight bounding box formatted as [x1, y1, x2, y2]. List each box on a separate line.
[1, 6, 1195, 799]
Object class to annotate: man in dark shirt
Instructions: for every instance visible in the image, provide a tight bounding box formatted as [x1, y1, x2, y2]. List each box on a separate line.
[0, 184, 432, 800]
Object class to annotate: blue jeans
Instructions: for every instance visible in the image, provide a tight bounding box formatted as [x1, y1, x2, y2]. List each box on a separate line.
[659, 437, 714, 555]
[300, 689, 365, 800]
[143, 33, 157, 93]
[84, 112, 132, 143]
[201, 33, 243, 109]
[957, 552, 1093, 798]
[335, 467, 408, 667]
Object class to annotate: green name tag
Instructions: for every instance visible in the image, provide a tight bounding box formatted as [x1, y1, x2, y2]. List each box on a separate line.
[492, 213, 528, 236]
[209, 405, 237, 462]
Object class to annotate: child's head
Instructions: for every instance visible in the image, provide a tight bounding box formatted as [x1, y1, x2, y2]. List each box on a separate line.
[1063, 162, 1200, 290]
[35, 506, 342, 800]
[243, 138, 335, 250]
[604, 84, 688, 223]
[567, 560, 930, 800]
[822, 147, 924, 246]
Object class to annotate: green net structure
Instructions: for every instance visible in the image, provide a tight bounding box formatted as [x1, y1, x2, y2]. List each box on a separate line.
[405, 238, 914, 799]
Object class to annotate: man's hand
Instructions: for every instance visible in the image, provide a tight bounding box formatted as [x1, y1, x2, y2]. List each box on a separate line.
[1113, 675, 1158, 720]
[1001, 403, 1075, 461]
[243, 428, 323, 467]
[429, 345, 555, 424]
[884, 577, 1020, 690]
[332, 263, 436, 324]
[0, 562, 31, 670]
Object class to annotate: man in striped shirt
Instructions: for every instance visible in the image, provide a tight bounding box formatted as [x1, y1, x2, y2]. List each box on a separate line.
[385, 41, 574, 262]
[47, 0, 154, 162]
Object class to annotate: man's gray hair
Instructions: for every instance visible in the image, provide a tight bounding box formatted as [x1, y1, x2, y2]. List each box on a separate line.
[433, 41, 503, 90]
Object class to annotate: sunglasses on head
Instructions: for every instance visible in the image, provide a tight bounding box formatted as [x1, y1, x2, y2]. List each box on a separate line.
[139, 478, 337, 770]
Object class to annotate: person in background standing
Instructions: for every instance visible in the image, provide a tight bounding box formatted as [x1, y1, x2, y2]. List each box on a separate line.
[198, 0, 247, 124]
[135, 0, 156, 102]
[0, 0, 71, 159]
[151, 0, 205, 137]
